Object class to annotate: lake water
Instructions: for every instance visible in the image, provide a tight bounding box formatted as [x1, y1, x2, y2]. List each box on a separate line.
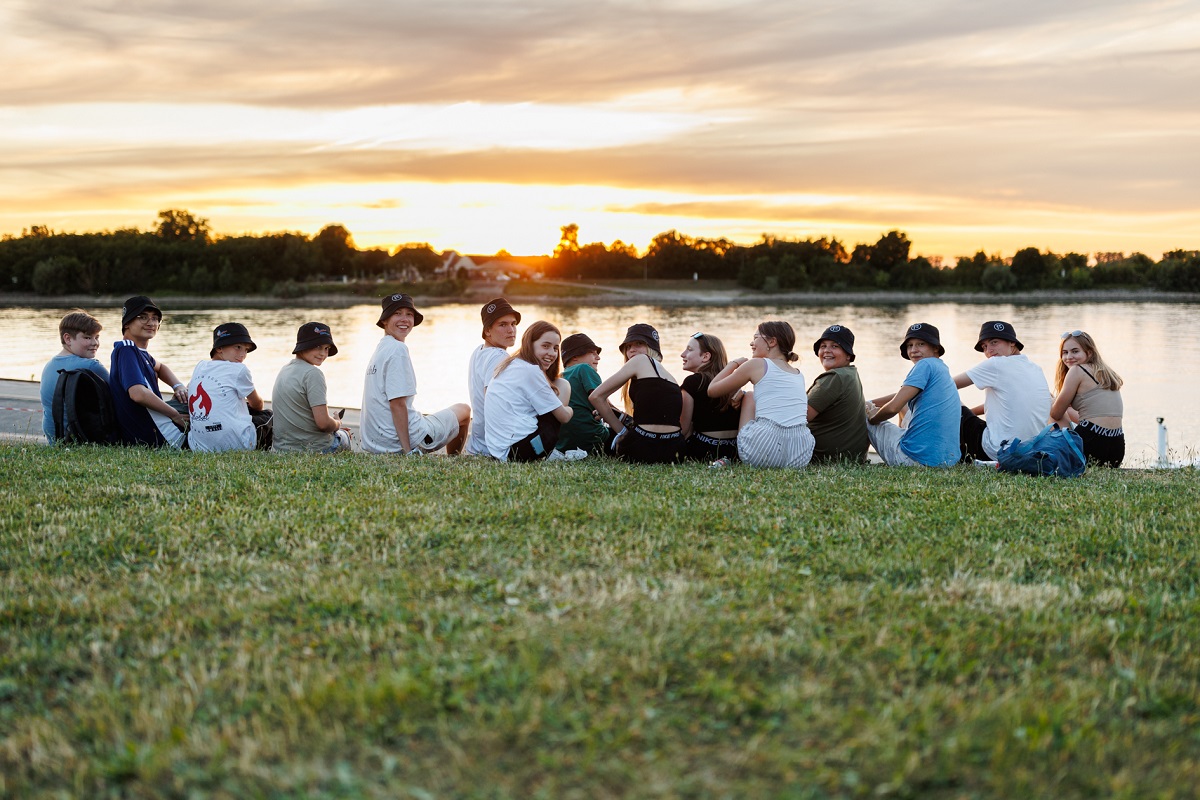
[2, 300, 1195, 466]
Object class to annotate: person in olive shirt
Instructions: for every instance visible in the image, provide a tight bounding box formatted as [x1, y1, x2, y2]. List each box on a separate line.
[554, 333, 613, 455]
[806, 325, 869, 463]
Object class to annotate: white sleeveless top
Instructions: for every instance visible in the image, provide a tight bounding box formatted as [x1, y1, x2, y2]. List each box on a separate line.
[753, 358, 808, 426]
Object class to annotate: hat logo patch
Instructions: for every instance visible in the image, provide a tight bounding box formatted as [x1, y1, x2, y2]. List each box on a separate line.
[910, 323, 922, 331]
[485, 303, 497, 314]
[652, 331, 660, 341]
[993, 322, 1006, 331]
[391, 294, 403, 302]
[829, 325, 843, 332]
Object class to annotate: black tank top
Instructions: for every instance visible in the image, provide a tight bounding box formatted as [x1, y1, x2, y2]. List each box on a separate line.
[630, 358, 682, 426]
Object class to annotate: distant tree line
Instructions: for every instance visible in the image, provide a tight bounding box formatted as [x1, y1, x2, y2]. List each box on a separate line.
[3, 211, 1198, 296]
[549, 225, 1200, 293]
[0, 210, 444, 296]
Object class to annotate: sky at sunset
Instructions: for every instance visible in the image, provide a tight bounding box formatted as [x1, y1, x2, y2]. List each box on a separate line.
[3, 0, 1198, 259]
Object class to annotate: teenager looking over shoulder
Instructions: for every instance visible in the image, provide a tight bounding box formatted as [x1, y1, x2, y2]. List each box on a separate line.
[679, 332, 740, 463]
[108, 295, 188, 448]
[865, 323, 960, 467]
[954, 320, 1051, 462]
[485, 321, 574, 461]
[556, 333, 613, 456]
[463, 298, 521, 456]
[806, 325, 869, 464]
[1050, 330, 1124, 467]
[187, 323, 273, 452]
[271, 322, 351, 453]
[708, 321, 814, 469]
[361, 294, 471, 455]
[589, 323, 683, 464]
[40, 309, 109, 443]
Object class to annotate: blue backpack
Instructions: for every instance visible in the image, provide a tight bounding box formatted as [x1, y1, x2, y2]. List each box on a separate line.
[997, 424, 1086, 478]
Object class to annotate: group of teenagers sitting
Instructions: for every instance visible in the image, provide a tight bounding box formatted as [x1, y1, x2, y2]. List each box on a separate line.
[40, 294, 1126, 468]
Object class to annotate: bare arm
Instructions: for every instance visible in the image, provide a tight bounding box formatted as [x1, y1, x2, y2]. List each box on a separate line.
[389, 396, 412, 451]
[708, 358, 763, 398]
[154, 361, 188, 403]
[952, 372, 973, 390]
[246, 389, 264, 413]
[310, 404, 342, 434]
[868, 384, 921, 425]
[128, 384, 187, 426]
[680, 389, 695, 439]
[1050, 368, 1083, 423]
[589, 360, 640, 430]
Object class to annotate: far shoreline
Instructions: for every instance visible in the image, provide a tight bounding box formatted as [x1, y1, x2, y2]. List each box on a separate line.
[0, 284, 1196, 310]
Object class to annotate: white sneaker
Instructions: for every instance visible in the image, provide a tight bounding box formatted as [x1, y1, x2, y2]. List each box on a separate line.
[564, 449, 588, 461]
[546, 449, 567, 462]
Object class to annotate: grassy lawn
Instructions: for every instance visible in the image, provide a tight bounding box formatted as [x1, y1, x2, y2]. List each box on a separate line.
[2, 445, 1198, 798]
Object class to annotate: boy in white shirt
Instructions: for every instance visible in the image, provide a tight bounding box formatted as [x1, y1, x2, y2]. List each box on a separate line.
[187, 323, 272, 452]
[360, 293, 470, 455]
[954, 320, 1052, 462]
[463, 298, 521, 455]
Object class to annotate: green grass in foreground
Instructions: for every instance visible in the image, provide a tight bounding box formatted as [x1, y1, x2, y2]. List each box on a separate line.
[2, 445, 1199, 798]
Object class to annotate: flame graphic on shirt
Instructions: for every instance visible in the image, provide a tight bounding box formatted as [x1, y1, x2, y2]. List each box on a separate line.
[190, 382, 213, 418]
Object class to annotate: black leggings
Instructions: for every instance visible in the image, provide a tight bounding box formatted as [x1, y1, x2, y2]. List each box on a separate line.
[683, 432, 739, 463]
[617, 426, 683, 464]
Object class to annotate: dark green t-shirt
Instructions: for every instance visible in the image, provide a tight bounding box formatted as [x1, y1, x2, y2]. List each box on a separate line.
[806, 365, 869, 463]
[556, 363, 608, 452]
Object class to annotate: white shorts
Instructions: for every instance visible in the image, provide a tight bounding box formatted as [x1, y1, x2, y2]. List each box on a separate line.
[411, 407, 461, 452]
[866, 420, 919, 467]
[737, 417, 815, 468]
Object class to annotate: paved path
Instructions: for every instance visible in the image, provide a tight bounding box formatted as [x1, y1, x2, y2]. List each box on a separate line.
[0, 378, 361, 444]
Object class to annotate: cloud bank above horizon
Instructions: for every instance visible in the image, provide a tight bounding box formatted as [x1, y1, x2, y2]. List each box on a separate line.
[2, 0, 1198, 258]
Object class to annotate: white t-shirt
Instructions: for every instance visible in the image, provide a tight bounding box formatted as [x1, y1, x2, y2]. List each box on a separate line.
[484, 359, 564, 461]
[360, 335, 422, 454]
[464, 343, 508, 455]
[187, 359, 257, 452]
[966, 353, 1052, 459]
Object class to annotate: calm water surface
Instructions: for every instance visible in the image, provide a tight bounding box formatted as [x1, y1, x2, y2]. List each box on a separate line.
[3, 301, 1194, 466]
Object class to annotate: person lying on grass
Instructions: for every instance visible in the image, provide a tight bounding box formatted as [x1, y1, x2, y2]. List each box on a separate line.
[865, 322, 960, 468]
[187, 322, 273, 453]
[484, 321, 574, 462]
[271, 322, 351, 454]
[806, 324, 869, 464]
[360, 294, 471, 456]
[589, 323, 683, 464]
[707, 320, 814, 469]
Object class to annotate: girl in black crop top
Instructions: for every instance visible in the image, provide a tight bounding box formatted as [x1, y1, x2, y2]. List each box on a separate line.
[587, 323, 683, 464]
[680, 332, 740, 462]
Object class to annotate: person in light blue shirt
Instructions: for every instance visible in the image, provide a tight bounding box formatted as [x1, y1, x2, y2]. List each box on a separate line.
[40, 310, 109, 443]
[866, 322, 960, 467]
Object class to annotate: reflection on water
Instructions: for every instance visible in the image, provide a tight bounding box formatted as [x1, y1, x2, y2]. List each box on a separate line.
[2, 300, 1195, 466]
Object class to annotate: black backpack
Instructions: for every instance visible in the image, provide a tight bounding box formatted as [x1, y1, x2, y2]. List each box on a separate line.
[52, 369, 120, 444]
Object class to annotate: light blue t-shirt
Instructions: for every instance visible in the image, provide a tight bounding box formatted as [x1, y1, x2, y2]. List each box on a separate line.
[40, 354, 109, 443]
[899, 357, 960, 467]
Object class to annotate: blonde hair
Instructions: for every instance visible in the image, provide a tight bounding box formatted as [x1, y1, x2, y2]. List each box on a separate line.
[1055, 331, 1123, 392]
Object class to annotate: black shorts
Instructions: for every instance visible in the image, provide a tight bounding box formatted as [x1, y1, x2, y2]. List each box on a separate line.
[1076, 420, 1125, 467]
[617, 426, 683, 464]
[959, 405, 988, 462]
[684, 432, 739, 463]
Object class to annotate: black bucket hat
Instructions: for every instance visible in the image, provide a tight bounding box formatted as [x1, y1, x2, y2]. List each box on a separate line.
[377, 293, 424, 329]
[121, 295, 162, 329]
[813, 324, 855, 362]
[561, 333, 602, 365]
[292, 322, 338, 357]
[210, 322, 257, 357]
[619, 323, 661, 356]
[974, 320, 1023, 352]
[900, 322, 945, 359]
[480, 298, 521, 336]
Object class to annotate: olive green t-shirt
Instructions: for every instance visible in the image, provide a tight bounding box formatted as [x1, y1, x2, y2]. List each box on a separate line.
[806, 365, 869, 463]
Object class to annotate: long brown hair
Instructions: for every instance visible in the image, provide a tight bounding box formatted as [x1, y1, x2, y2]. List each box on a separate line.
[1055, 331, 1123, 392]
[757, 321, 799, 362]
[691, 332, 734, 410]
[495, 320, 561, 387]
